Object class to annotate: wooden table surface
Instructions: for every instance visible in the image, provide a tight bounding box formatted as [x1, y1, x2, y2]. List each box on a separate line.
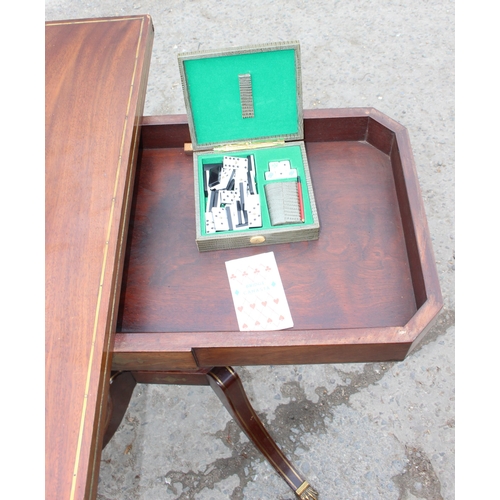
[45, 15, 153, 500]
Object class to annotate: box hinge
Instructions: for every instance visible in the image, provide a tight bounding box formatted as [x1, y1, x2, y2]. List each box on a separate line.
[213, 140, 285, 152]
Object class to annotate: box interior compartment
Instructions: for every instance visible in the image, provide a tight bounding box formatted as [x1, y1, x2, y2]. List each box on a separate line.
[197, 144, 315, 236]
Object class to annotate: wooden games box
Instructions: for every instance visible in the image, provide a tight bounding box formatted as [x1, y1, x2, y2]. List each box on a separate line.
[178, 42, 320, 251]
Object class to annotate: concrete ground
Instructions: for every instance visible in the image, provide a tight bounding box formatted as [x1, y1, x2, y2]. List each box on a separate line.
[45, 1, 455, 499]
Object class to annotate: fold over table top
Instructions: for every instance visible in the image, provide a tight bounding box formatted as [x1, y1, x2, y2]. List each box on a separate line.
[45, 15, 153, 500]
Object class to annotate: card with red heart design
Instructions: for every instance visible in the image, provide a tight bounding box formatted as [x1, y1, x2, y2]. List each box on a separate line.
[225, 251, 294, 331]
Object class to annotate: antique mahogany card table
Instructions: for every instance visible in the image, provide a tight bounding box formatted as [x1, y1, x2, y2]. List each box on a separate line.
[46, 15, 442, 500]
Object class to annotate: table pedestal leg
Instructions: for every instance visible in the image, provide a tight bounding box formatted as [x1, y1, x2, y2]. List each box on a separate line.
[103, 367, 318, 499]
[102, 371, 137, 448]
[206, 367, 318, 499]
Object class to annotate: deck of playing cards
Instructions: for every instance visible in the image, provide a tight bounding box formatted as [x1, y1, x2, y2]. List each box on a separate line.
[264, 181, 302, 226]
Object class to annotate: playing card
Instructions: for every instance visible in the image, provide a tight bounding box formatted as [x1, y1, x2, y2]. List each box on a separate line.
[225, 252, 293, 331]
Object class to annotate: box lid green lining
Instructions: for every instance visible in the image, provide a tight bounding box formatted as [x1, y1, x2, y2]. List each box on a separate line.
[179, 42, 303, 149]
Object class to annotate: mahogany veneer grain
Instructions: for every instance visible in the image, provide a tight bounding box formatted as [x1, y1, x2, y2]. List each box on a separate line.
[45, 16, 153, 500]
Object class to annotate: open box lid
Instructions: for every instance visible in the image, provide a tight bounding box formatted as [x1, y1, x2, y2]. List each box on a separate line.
[178, 41, 303, 151]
